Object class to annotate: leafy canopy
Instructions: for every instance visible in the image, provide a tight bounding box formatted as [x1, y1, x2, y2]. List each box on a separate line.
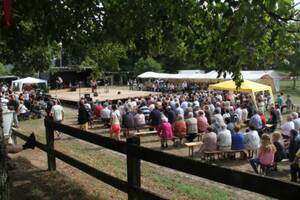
[1, 0, 299, 85]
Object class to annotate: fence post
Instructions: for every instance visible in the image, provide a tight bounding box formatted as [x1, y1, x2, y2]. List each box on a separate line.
[0, 101, 9, 200]
[126, 136, 141, 200]
[44, 119, 56, 171]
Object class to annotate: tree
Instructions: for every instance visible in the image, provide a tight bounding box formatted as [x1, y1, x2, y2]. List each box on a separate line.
[0, 63, 9, 76]
[281, 52, 300, 89]
[1, 0, 299, 85]
[135, 57, 162, 75]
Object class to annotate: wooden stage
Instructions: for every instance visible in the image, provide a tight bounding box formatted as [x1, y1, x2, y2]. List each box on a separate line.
[49, 87, 160, 103]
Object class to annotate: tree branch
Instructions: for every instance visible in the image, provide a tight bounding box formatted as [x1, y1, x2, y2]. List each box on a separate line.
[260, 4, 300, 24]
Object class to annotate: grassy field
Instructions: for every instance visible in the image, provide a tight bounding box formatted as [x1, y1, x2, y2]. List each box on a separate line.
[280, 80, 300, 104]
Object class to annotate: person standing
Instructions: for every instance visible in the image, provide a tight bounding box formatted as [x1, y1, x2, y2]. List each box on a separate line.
[110, 104, 121, 140]
[157, 117, 173, 148]
[8, 94, 19, 128]
[78, 100, 89, 131]
[90, 79, 97, 93]
[50, 99, 64, 138]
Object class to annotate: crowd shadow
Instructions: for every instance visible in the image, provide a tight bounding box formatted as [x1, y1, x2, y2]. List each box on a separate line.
[9, 157, 104, 200]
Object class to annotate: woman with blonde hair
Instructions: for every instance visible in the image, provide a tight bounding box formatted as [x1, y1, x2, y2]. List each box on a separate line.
[249, 134, 277, 173]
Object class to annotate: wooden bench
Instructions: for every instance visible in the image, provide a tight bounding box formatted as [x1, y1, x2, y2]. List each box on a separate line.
[203, 149, 247, 160]
[203, 150, 223, 160]
[223, 149, 247, 160]
[196, 132, 203, 141]
[185, 141, 203, 157]
[246, 149, 258, 158]
[133, 130, 157, 137]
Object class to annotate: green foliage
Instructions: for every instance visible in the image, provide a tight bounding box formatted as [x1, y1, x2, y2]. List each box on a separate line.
[0, 63, 10, 76]
[134, 57, 162, 74]
[0, 0, 299, 85]
[85, 42, 127, 72]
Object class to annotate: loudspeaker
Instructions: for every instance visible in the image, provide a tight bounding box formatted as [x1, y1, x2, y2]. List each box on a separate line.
[93, 92, 98, 97]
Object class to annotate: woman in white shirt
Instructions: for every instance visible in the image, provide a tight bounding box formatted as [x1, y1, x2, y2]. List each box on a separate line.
[134, 109, 146, 129]
[281, 115, 295, 139]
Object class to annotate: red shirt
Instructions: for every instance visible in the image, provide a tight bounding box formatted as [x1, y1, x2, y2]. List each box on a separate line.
[94, 105, 103, 117]
[260, 114, 266, 127]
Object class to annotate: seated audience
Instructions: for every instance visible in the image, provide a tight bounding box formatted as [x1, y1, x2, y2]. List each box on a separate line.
[231, 124, 244, 150]
[217, 124, 232, 151]
[198, 126, 217, 156]
[197, 110, 208, 133]
[173, 114, 187, 141]
[244, 125, 260, 151]
[249, 134, 276, 174]
[281, 115, 295, 139]
[185, 112, 198, 142]
[272, 132, 285, 171]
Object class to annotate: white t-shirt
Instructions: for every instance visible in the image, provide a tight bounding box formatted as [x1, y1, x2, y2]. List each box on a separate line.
[281, 121, 295, 136]
[19, 104, 28, 114]
[51, 105, 64, 121]
[244, 130, 260, 150]
[217, 129, 232, 148]
[241, 108, 248, 122]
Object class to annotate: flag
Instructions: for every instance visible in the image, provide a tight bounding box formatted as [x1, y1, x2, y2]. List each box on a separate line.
[3, 0, 12, 27]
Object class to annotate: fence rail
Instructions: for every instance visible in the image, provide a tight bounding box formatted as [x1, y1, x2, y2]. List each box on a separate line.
[12, 119, 300, 200]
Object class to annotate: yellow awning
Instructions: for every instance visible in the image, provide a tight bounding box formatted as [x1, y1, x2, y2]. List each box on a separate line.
[208, 80, 273, 93]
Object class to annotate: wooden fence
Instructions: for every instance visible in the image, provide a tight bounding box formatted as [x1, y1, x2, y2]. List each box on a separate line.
[12, 119, 300, 200]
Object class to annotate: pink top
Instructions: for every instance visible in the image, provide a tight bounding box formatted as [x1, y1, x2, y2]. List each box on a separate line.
[258, 147, 276, 165]
[197, 116, 209, 132]
[157, 122, 173, 140]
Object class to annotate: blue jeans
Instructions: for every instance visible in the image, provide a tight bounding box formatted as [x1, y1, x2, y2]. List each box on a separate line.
[249, 158, 260, 173]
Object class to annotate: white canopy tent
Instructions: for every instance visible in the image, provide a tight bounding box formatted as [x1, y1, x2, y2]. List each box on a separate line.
[12, 77, 47, 92]
[138, 70, 281, 92]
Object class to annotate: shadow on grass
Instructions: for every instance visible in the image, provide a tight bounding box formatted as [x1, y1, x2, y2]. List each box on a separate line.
[9, 157, 103, 200]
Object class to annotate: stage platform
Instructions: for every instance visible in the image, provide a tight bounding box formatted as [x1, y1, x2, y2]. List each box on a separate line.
[49, 86, 160, 104]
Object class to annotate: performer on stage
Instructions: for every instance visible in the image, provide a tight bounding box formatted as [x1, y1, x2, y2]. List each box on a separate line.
[90, 79, 97, 93]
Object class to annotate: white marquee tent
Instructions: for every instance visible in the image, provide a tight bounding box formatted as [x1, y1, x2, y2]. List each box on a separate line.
[12, 77, 47, 92]
[137, 70, 282, 92]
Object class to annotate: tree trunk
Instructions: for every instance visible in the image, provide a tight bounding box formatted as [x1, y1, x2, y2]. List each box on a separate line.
[0, 102, 9, 200]
[293, 79, 296, 90]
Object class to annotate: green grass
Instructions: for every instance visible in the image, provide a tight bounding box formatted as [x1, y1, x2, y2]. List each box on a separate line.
[280, 80, 300, 104]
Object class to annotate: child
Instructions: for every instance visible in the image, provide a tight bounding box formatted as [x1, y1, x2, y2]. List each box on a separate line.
[157, 117, 173, 148]
[272, 132, 285, 171]
[249, 134, 277, 173]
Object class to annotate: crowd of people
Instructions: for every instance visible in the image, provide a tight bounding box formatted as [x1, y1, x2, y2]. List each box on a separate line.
[74, 87, 300, 182]
[2, 79, 300, 183]
[0, 84, 52, 127]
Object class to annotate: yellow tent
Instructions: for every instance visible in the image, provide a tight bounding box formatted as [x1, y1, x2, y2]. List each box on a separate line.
[208, 80, 274, 107]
